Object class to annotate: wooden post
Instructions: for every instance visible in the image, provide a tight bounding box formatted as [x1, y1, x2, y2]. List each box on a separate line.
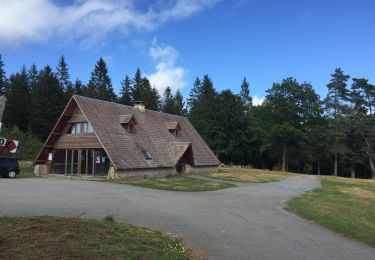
[77, 149, 81, 176]
[64, 149, 68, 176]
[71, 150, 74, 175]
[85, 149, 88, 175]
[92, 149, 95, 177]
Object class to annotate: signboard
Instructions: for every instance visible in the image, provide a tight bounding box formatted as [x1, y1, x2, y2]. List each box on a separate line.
[0, 138, 19, 153]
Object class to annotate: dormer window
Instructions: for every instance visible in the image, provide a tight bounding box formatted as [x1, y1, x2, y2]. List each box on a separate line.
[120, 114, 138, 133]
[167, 122, 181, 137]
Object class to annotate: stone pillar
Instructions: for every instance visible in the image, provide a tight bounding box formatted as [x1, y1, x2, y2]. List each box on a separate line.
[107, 166, 119, 179]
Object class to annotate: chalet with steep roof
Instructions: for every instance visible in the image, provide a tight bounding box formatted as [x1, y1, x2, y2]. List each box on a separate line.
[33, 95, 220, 178]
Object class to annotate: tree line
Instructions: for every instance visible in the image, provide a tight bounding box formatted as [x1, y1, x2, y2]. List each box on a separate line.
[0, 54, 374, 179]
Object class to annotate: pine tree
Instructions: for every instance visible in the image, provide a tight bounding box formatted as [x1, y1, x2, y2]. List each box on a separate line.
[174, 90, 186, 116]
[30, 65, 65, 139]
[131, 68, 160, 111]
[0, 54, 8, 94]
[240, 77, 252, 110]
[325, 68, 350, 176]
[28, 64, 38, 91]
[162, 87, 175, 114]
[87, 58, 116, 102]
[349, 78, 375, 179]
[188, 75, 219, 151]
[3, 66, 31, 131]
[187, 77, 202, 110]
[56, 55, 73, 102]
[73, 79, 86, 96]
[119, 75, 133, 106]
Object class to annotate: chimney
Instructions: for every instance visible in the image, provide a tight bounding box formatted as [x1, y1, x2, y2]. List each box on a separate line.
[134, 101, 145, 112]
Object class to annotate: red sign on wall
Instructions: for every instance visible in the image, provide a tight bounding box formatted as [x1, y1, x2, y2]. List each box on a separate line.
[0, 138, 19, 154]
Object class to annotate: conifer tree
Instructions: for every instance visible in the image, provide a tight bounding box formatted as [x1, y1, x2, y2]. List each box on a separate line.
[73, 79, 86, 96]
[188, 75, 219, 151]
[0, 54, 8, 94]
[174, 90, 186, 116]
[240, 77, 252, 110]
[87, 58, 116, 102]
[162, 87, 175, 114]
[119, 75, 133, 106]
[131, 69, 160, 111]
[3, 66, 31, 131]
[325, 68, 350, 176]
[187, 77, 202, 109]
[30, 65, 65, 139]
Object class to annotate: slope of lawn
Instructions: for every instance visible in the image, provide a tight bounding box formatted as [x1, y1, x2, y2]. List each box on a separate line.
[0, 216, 192, 260]
[18, 161, 37, 178]
[109, 175, 236, 191]
[202, 167, 297, 183]
[288, 176, 375, 247]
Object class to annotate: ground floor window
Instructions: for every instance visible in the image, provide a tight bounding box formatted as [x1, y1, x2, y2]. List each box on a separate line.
[50, 148, 109, 176]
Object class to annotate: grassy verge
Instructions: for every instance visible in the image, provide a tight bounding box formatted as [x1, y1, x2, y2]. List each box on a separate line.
[109, 176, 236, 192]
[0, 216, 192, 259]
[18, 161, 38, 178]
[288, 176, 375, 247]
[202, 167, 297, 183]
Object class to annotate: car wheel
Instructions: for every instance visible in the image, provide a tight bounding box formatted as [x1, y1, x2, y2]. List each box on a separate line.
[8, 170, 17, 179]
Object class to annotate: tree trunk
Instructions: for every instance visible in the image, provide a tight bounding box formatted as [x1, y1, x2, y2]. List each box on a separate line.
[334, 152, 338, 176]
[282, 147, 287, 172]
[317, 159, 321, 175]
[360, 131, 375, 179]
[350, 167, 355, 178]
[370, 156, 375, 180]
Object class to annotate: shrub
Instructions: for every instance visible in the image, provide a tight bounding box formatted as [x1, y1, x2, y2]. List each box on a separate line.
[0, 126, 42, 161]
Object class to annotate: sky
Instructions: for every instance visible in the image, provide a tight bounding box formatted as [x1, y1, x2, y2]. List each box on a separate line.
[0, 0, 374, 105]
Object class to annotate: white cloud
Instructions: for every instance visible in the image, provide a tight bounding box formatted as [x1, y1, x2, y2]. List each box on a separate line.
[146, 40, 187, 94]
[252, 95, 265, 106]
[0, 0, 220, 47]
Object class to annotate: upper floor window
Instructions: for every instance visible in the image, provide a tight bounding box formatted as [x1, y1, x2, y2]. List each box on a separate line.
[70, 122, 93, 134]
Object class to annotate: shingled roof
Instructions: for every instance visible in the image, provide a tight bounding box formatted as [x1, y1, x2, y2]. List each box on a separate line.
[36, 95, 220, 170]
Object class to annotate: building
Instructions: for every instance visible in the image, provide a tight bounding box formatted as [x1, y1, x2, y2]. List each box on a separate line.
[33, 95, 220, 178]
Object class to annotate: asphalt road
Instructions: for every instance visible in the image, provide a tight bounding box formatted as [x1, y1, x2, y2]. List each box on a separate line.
[0, 176, 374, 260]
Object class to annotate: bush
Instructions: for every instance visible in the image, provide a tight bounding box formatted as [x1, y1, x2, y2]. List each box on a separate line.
[0, 126, 42, 161]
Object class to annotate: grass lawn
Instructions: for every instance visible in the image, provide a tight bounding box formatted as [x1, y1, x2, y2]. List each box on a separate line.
[202, 167, 297, 183]
[109, 176, 236, 192]
[18, 161, 38, 178]
[288, 176, 375, 247]
[0, 216, 192, 260]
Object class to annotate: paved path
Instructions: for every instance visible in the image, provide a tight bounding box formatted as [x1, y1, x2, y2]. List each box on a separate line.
[0, 176, 374, 260]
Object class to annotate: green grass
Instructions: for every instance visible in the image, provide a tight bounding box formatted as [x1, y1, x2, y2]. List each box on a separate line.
[109, 176, 236, 192]
[18, 161, 38, 178]
[202, 167, 297, 183]
[288, 176, 375, 247]
[0, 216, 192, 260]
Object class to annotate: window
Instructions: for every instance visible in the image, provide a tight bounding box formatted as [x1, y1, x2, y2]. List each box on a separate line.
[142, 149, 152, 160]
[129, 123, 135, 133]
[169, 129, 179, 137]
[70, 122, 94, 134]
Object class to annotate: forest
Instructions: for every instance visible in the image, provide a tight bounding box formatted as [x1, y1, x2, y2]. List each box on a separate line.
[0, 54, 374, 179]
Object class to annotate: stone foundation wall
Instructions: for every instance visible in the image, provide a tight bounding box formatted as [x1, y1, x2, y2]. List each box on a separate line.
[111, 165, 219, 179]
[113, 167, 176, 179]
[34, 164, 48, 176]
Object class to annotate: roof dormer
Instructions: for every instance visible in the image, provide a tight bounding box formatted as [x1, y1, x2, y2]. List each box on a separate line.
[167, 122, 181, 137]
[120, 114, 138, 133]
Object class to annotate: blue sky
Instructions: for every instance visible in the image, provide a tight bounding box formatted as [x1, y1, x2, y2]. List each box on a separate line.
[0, 0, 374, 104]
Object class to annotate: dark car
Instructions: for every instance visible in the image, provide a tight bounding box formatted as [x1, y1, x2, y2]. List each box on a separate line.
[0, 156, 20, 178]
